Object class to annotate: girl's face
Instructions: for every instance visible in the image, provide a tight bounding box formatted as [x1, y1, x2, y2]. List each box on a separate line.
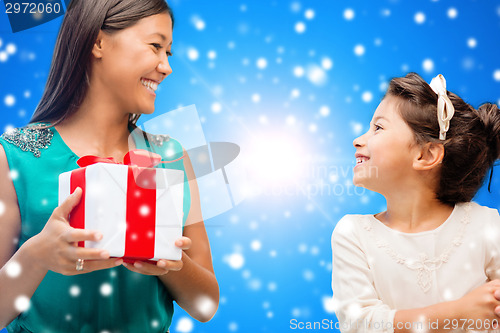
[352, 96, 420, 194]
[93, 13, 173, 115]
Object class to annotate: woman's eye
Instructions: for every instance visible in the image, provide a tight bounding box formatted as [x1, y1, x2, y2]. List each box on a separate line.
[151, 43, 162, 50]
[166, 50, 173, 57]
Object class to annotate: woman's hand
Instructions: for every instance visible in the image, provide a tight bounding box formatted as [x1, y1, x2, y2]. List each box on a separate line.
[29, 188, 122, 275]
[122, 237, 192, 276]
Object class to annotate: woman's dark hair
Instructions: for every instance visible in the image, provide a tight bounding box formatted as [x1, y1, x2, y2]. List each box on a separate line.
[386, 72, 500, 205]
[30, 0, 174, 126]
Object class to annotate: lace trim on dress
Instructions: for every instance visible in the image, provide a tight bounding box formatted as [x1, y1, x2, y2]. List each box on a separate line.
[0, 124, 53, 158]
[362, 203, 471, 293]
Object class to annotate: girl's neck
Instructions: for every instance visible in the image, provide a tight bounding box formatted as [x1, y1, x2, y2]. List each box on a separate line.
[378, 191, 454, 233]
[55, 95, 133, 161]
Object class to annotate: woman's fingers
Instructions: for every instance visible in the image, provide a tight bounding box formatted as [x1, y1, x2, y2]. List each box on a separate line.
[121, 259, 183, 276]
[62, 228, 102, 243]
[54, 187, 82, 220]
[175, 237, 192, 250]
[65, 246, 110, 261]
[73, 258, 123, 274]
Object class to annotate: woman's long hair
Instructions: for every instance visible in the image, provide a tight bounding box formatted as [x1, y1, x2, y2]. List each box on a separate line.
[30, 0, 173, 126]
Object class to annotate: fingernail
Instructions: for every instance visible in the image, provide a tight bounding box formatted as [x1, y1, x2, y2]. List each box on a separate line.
[95, 233, 103, 241]
[158, 260, 166, 268]
[175, 240, 183, 247]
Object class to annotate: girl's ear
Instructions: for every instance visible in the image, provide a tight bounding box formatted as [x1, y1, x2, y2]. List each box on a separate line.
[413, 142, 444, 171]
[92, 31, 105, 59]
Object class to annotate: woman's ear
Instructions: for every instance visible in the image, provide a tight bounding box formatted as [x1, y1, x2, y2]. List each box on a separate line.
[413, 142, 444, 171]
[92, 31, 105, 59]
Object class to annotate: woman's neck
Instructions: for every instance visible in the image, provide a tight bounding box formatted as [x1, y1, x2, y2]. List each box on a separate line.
[55, 93, 133, 161]
[378, 188, 454, 233]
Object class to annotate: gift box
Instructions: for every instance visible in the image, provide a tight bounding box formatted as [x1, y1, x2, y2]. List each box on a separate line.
[58, 150, 185, 262]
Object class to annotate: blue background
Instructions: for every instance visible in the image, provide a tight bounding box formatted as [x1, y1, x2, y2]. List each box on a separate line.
[1, 0, 499, 332]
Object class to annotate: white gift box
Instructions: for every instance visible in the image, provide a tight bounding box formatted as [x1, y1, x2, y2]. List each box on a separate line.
[59, 163, 184, 261]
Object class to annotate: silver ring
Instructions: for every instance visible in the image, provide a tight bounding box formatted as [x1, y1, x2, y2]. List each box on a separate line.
[76, 258, 84, 271]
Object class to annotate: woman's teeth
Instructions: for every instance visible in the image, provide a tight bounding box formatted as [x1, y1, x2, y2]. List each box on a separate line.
[141, 79, 158, 92]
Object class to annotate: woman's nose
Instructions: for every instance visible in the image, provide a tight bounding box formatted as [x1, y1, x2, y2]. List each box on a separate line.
[158, 55, 172, 77]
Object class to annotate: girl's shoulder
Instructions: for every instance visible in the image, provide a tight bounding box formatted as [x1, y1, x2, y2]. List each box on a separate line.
[0, 122, 54, 158]
[466, 201, 500, 225]
[333, 213, 373, 238]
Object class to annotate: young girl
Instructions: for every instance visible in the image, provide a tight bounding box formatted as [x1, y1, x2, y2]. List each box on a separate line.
[332, 72, 500, 333]
[0, 0, 218, 332]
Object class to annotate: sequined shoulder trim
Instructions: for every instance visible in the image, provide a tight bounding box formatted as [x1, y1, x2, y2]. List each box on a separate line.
[148, 133, 171, 147]
[0, 125, 54, 158]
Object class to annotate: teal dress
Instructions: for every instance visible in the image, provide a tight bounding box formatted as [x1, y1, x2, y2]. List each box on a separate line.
[0, 123, 191, 333]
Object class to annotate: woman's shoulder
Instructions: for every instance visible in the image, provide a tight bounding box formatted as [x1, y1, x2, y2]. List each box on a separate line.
[0, 122, 54, 158]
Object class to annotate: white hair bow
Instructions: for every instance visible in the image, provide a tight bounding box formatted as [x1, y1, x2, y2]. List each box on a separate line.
[429, 74, 455, 140]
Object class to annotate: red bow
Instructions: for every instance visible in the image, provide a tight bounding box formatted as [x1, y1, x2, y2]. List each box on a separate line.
[77, 149, 163, 168]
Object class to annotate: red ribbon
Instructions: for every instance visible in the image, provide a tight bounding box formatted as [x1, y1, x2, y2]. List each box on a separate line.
[70, 149, 163, 260]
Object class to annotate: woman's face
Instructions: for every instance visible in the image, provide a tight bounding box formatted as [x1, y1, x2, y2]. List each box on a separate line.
[93, 13, 173, 115]
[352, 96, 420, 194]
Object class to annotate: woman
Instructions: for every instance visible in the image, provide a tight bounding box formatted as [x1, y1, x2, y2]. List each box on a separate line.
[0, 0, 219, 332]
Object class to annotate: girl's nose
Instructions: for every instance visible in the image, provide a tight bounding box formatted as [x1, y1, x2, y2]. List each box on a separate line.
[158, 55, 172, 77]
[353, 133, 365, 148]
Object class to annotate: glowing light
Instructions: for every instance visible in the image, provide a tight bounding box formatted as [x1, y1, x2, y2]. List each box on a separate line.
[448, 7, 458, 19]
[362, 91, 373, 103]
[207, 50, 217, 60]
[304, 9, 315, 20]
[321, 57, 333, 70]
[423, 58, 434, 72]
[0, 52, 7, 62]
[194, 295, 217, 318]
[6, 43, 16, 55]
[4, 94, 15, 107]
[0, 200, 5, 216]
[306, 64, 327, 86]
[211, 102, 222, 113]
[319, 105, 330, 117]
[256, 57, 268, 69]
[467, 38, 477, 48]
[354, 44, 365, 56]
[187, 48, 199, 61]
[226, 253, 244, 269]
[293, 66, 305, 77]
[100, 283, 112, 296]
[5, 261, 21, 278]
[176, 317, 194, 332]
[69, 285, 81, 297]
[250, 240, 262, 251]
[414, 12, 426, 24]
[295, 22, 306, 34]
[14, 296, 30, 312]
[493, 69, 500, 82]
[139, 205, 150, 216]
[344, 8, 355, 20]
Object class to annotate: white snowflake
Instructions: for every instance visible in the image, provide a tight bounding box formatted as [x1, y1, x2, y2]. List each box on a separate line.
[303, 269, 314, 281]
[285, 115, 296, 125]
[362, 91, 373, 103]
[493, 69, 500, 82]
[176, 317, 194, 333]
[306, 65, 327, 86]
[422, 58, 434, 72]
[0, 200, 5, 217]
[293, 66, 305, 77]
[100, 283, 112, 296]
[69, 285, 81, 297]
[414, 12, 426, 24]
[250, 240, 261, 251]
[256, 57, 267, 69]
[304, 9, 315, 20]
[354, 44, 365, 56]
[186, 47, 199, 61]
[0, 51, 7, 62]
[207, 50, 216, 60]
[467, 38, 477, 48]
[228, 322, 238, 332]
[211, 102, 222, 114]
[5, 261, 21, 278]
[190, 15, 205, 31]
[4, 94, 15, 107]
[447, 7, 458, 19]
[14, 295, 30, 312]
[321, 57, 333, 70]
[319, 105, 330, 117]
[251, 93, 261, 103]
[290, 88, 300, 99]
[294, 22, 306, 34]
[225, 253, 244, 269]
[268, 282, 277, 291]
[344, 8, 355, 21]
[6, 43, 16, 55]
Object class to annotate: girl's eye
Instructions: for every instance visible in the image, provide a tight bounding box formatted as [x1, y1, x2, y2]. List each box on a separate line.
[374, 124, 383, 131]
